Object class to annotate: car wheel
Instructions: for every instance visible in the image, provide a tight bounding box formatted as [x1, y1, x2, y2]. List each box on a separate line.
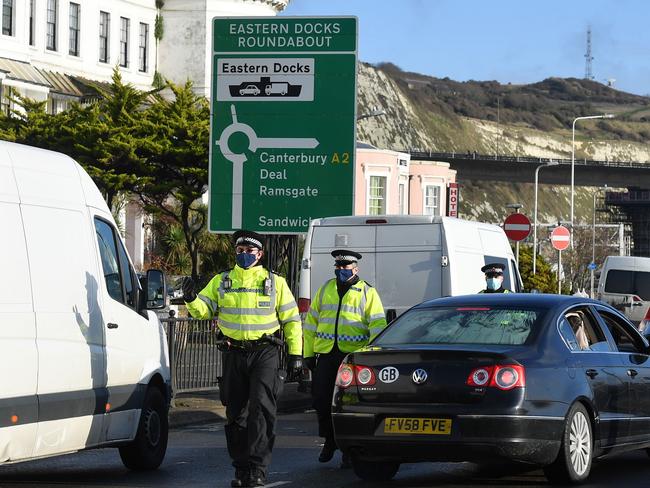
[543, 402, 592, 484]
[119, 387, 169, 470]
[352, 457, 399, 481]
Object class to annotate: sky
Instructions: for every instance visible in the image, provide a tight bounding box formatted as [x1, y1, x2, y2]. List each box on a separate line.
[281, 0, 650, 96]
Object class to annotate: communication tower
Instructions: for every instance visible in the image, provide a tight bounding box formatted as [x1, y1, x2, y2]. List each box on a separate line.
[584, 26, 594, 80]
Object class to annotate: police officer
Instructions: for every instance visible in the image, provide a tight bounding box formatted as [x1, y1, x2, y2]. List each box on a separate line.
[304, 250, 387, 466]
[479, 263, 512, 293]
[182, 230, 303, 488]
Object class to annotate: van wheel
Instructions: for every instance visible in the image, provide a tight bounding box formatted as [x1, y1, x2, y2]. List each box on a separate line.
[119, 387, 168, 470]
[543, 402, 592, 484]
[352, 457, 399, 481]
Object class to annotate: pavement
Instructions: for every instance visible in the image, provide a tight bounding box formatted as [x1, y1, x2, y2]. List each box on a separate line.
[169, 382, 312, 428]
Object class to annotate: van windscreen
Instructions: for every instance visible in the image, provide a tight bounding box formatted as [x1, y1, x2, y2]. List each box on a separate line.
[604, 270, 650, 300]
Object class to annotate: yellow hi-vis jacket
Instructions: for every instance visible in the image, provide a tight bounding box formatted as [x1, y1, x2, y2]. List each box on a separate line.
[303, 279, 387, 358]
[185, 265, 302, 355]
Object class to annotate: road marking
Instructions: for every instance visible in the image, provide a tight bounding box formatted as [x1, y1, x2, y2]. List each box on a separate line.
[265, 482, 291, 487]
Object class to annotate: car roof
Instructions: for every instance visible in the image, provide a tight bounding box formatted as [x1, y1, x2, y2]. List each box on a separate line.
[415, 293, 603, 310]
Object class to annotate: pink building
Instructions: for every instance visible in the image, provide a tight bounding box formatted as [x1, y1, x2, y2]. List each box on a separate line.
[354, 143, 457, 216]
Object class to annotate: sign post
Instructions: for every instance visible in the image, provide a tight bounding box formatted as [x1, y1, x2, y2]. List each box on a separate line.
[209, 17, 358, 234]
[503, 212, 531, 265]
[551, 225, 571, 294]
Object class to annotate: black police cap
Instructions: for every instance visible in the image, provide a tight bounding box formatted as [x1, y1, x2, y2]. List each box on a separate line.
[331, 249, 362, 265]
[481, 263, 505, 274]
[233, 229, 265, 250]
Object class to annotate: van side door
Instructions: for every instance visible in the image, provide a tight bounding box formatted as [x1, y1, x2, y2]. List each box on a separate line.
[93, 217, 152, 441]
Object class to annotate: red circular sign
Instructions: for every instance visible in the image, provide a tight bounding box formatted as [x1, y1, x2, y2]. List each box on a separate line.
[503, 213, 531, 241]
[551, 225, 571, 251]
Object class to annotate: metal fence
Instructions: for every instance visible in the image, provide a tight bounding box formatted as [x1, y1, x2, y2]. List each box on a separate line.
[161, 317, 222, 394]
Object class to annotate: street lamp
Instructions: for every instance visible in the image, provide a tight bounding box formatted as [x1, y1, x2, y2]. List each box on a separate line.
[533, 160, 559, 275]
[590, 184, 607, 298]
[506, 203, 523, 264]
[570, 114, 614, 238]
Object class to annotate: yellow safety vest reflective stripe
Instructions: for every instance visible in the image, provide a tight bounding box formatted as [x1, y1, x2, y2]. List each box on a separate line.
[186, 265, 302, 355]
[304, 279, 387, 357]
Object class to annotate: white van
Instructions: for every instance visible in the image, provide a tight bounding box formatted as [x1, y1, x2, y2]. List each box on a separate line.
[0, 142, 171, 468]
[597, 255, 650, 328]
[298, 215, 522, 319]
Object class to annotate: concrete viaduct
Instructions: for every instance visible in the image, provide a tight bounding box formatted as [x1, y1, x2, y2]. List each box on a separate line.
[406, 151, 650, 187]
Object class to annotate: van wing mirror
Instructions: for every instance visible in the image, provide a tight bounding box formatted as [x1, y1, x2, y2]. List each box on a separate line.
[145, 269, 167, 309]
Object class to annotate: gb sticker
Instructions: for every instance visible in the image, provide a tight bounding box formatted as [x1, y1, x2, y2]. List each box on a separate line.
[378, 366, 399, 383]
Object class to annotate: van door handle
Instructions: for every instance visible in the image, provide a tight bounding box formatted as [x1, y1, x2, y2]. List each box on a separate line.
[627, 369, 638, 378]
[107, 322, 119, 329]
[585, 369, 598, 378]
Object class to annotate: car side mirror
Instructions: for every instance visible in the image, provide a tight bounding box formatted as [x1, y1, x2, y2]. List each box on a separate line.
[145, 269, 166, 309]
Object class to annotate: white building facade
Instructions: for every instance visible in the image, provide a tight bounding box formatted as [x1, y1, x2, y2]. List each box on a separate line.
[0, 0, 289, 111]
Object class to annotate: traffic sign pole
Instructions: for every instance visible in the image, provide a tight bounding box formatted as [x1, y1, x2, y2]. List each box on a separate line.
[558, 250, 562, 294]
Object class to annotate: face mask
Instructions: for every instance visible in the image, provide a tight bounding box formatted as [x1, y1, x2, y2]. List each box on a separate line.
[486, 277, 502, 290]
[236, 252, 258, 269]
[335, 269, 354, 283]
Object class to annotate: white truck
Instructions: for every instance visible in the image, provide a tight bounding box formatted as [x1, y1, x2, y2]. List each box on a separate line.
[298, 215, 522, 320]
[0, 141, 171, 469]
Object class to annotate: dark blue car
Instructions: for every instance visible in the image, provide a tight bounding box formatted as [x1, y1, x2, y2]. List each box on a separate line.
[332, 294, 650, 485]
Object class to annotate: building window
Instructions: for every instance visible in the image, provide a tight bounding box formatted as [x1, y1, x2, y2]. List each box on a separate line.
[119, 17, 129, 68]
[99, 11, 110, 63]
[399, 183, 406, 215]
[139, 22, 149, 72]
[2, 0, 13, 36]
[368, 175, 387, 215]
[68, 3, 80, 56]
[29, 0, 35, 45]
[424, 185, 441, 216]
[46, 0, 57, 50]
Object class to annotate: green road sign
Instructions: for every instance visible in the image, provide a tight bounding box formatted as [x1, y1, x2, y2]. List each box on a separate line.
[209, 17, 358, 234]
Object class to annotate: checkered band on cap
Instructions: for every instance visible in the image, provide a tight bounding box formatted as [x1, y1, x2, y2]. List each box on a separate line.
[335, 254, 358, 262]
[236, 236, 263, 249]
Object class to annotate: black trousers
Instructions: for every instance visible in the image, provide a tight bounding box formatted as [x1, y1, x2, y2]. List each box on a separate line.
[220, 345, 284, 474]
[311, 350, 347, 440]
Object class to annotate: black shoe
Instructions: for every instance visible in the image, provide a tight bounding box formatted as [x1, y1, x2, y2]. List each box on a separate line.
[318, 438, 337, 463]
[245, 468, 266, 487]
[340, 453, 351, 469]
[231, 468, 248, 487]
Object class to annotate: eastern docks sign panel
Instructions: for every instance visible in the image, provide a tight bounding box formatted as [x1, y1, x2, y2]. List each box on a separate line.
[209, 17, 358, 234]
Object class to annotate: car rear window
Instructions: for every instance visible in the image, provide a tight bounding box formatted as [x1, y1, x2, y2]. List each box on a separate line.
[604, 270, 650, 300]
[375, 307, 542, 346]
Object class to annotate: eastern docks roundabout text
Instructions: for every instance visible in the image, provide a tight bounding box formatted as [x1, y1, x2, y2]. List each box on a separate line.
[229, 21, 342, 49]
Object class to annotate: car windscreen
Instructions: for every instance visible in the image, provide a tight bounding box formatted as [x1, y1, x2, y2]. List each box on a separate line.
[374, 306, 543, 346]
[604, 270, 650, 300]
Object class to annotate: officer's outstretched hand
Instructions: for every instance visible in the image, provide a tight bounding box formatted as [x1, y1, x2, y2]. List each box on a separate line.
[287, 355, 304, 381]
[182, 276, 197, 302]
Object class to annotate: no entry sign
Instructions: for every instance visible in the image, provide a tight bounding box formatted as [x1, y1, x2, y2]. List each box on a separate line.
[551, 225, 571, 251]
[503, 213, 531, 241]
